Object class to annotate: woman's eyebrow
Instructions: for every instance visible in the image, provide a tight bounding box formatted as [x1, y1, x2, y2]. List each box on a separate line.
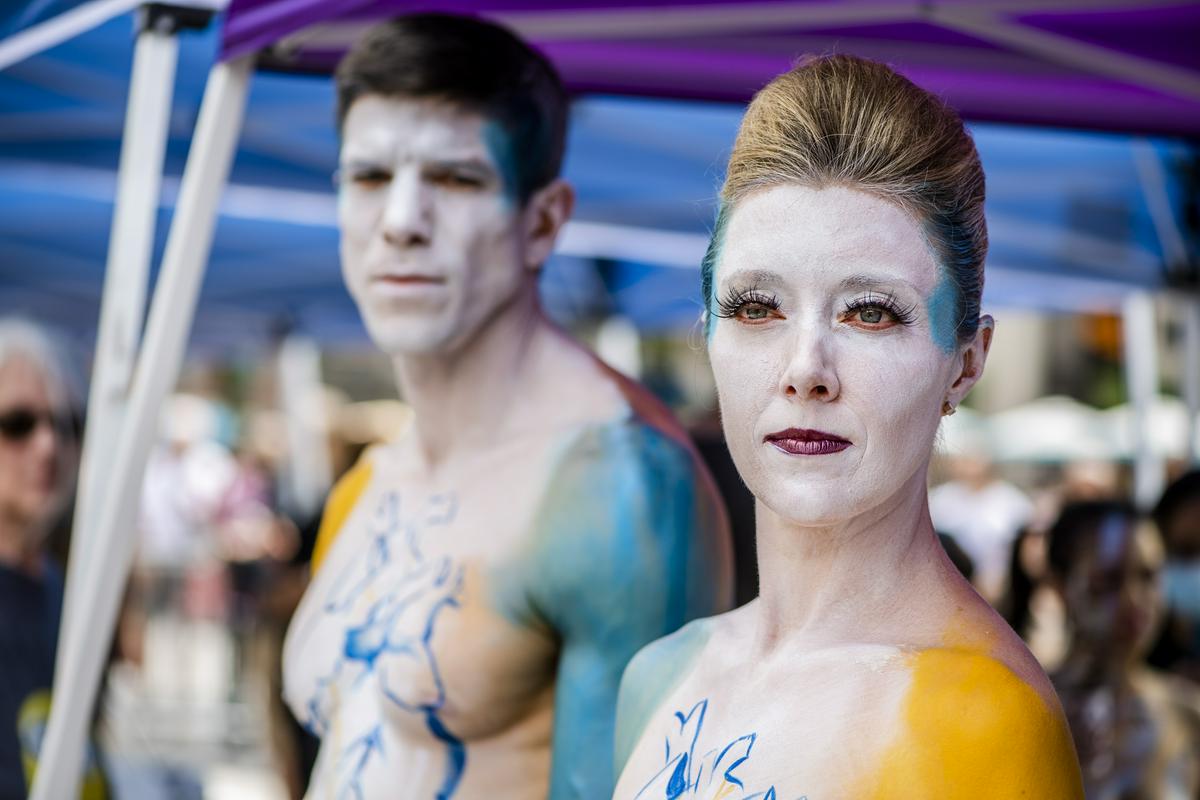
[722, 268, 784, 287]
[839, 273, 917, 293]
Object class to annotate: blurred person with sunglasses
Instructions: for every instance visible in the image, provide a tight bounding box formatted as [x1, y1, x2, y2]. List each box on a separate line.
[0, 317, 105, 799]
[1048, 501, 1200, 799]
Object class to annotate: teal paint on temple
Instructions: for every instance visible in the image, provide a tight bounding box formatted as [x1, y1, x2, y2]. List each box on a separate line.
[926, 268, 960, 353]
[483, 121, 521, 205]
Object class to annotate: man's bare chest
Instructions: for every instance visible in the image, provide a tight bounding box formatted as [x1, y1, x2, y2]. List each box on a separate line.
[283, 464, 560, 745]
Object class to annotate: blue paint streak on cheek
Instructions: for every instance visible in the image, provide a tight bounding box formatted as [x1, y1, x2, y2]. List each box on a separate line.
[926, 268, 960, 354]
[483, 121, 521, 206]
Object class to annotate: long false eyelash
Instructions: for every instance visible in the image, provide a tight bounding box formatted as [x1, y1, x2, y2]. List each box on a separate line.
[843, 291, 918, 325]
[713, 285, 782, 319]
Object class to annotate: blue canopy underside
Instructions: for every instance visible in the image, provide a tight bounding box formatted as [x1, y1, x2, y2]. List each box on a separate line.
[0, 12, 1193, 352]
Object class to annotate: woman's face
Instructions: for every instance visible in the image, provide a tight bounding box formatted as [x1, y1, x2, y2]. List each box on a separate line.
[0, 356, 71, 533]
[709, 185, 987, 526]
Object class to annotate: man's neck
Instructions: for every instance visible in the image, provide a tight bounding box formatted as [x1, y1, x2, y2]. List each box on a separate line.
[392, 285, 551, 472]
[752, 466, 946, 655]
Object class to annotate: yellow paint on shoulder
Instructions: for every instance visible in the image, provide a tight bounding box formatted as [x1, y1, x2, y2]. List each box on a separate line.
[856, 647, 1084, 799]
[311, 455, 375, 574]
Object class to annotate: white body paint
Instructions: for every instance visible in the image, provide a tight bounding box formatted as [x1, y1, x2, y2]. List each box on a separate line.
[338, 97, 530, 357]
[708, 185, 959, 528]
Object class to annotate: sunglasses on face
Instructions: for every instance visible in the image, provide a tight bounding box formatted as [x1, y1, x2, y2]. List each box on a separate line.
[0, 406, 76, 443]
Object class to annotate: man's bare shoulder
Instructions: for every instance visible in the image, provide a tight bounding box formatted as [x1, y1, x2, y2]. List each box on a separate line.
[522, 413, 729, 590]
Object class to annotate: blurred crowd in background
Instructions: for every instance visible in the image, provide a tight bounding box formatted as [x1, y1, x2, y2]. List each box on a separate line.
[3, 305, 1200, 799]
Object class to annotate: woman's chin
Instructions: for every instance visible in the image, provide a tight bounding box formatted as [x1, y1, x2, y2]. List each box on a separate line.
[757, 485, 868, 528]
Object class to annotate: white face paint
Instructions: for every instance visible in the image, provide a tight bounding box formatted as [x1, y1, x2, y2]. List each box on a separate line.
[709, 185, 963, 526]
[338, 96, 530, 356]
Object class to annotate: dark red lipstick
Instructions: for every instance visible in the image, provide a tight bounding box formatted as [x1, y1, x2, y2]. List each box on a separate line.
[764, 428, 851, 456]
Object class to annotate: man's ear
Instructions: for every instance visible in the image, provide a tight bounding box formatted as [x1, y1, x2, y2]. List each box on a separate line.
[521, 178, 574, 271]
[946, 314, 994, 408]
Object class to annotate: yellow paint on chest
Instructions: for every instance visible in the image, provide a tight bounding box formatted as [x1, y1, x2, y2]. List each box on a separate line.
[311, 455, 374, 573]
[856, 647, 1083, 799]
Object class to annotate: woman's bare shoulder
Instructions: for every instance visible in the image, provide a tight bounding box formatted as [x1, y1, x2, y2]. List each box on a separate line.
[941, 585, 1062, 707]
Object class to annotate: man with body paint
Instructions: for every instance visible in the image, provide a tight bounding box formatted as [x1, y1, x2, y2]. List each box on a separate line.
[280, 14, 733, 800]
[613, 56, 1084, 799]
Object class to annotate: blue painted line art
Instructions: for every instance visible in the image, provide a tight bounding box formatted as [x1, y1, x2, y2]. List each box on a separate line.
[303, 490, 466, 799]
[635, 699, 778, 800]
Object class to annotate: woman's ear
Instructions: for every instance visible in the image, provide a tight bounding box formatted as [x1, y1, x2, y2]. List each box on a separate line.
[945, 314, 994, 409]
[521, 179, 575, 271]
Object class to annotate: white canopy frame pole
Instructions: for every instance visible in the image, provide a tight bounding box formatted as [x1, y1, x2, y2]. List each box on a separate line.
[0, 0, 143, 71]
[1183, 293, 1200, 465]
[31, 55, 253, 800]
[278, 334, 333, 521]
[1122, 290, 1165, 510]
[60, 8, 180, 679]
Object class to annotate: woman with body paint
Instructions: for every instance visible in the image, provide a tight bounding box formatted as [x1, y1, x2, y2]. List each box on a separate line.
[1048, 501, 1200, 799]
[612, 56, 1085, 799]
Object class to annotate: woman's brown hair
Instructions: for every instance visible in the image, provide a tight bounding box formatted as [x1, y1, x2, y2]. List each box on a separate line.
[703, 54, 987, 348]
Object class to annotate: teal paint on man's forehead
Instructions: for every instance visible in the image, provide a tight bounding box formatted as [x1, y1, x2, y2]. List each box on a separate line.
[482, 120, 521, 204]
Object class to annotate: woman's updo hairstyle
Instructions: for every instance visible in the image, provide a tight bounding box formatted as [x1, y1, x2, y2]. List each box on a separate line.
[703, 54, 987, 346]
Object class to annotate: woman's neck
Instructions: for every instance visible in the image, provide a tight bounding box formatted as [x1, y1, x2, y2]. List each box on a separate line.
[752, 466, 945, 655]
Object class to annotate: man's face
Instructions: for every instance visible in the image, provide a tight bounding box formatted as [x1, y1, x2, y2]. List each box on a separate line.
[338, 96, 530, 356]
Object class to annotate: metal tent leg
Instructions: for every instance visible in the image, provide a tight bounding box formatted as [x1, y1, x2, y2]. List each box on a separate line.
[1183, 294, 1200, 466]
[30, 55, 253, 800]
[59, 12, 180, 690]
[1123, 290, 1165, 510]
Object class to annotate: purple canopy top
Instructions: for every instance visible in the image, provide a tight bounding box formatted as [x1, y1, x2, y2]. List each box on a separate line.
[220, 0, 1200, 137]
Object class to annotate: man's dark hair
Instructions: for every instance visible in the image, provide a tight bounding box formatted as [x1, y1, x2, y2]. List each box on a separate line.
[335, 12, 568, 204]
